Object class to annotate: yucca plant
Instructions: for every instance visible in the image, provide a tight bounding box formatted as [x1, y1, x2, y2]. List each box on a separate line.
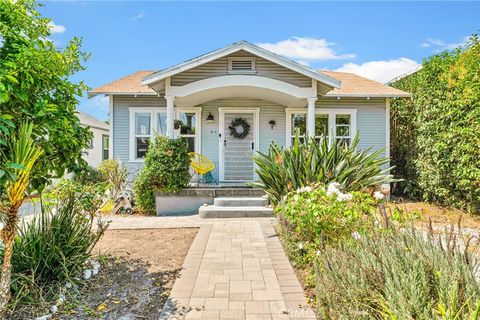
[251, 132, 396, 204]
[0, 123, 43, 314]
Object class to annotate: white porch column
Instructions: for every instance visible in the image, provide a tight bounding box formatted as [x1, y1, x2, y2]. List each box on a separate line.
[306, 97, 318, 138]
[165, 95, 175, 138]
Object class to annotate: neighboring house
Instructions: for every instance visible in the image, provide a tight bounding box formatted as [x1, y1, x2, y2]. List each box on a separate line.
[77, 111, 110, 168]
[89, 41, 410, 182]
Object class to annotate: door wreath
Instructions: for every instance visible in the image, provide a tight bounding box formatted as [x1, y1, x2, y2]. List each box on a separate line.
[229, 118, 250, 139]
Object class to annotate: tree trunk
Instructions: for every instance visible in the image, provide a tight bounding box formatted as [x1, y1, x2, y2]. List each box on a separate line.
[0, 209, 18, 315]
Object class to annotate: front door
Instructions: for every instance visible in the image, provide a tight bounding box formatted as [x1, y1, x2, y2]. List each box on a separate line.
[219, 109, 258, 182]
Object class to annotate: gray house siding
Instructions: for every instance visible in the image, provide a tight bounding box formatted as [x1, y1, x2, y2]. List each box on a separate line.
[171, 50, 312, 88]
[112, 95, 388, 181]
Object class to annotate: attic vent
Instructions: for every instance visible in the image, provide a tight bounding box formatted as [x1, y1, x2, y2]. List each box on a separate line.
[228, 57, 256, 73]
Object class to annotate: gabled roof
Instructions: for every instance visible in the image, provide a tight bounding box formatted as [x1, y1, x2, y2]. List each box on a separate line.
[321, 71, 411, 98]
[142, 40, 342, 89]
[88, 71, 157, 98]
[89, 70, 410, 99]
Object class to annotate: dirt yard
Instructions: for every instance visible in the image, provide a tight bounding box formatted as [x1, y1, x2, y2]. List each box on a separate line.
[13, 228, 198, 320]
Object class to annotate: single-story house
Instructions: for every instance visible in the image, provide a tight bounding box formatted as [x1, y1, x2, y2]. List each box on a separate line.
[89, 40, 410, 183]
[77, 111, 110, 168]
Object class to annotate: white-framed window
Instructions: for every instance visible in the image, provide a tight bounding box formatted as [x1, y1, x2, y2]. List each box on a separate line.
[175, 108, 201, 153]
[286, 109, 356, 147]
[102, 134, 109, 160]
[228, 57, 256, 74]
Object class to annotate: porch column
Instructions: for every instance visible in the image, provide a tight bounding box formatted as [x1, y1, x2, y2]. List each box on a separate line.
[306, 97, 318, 138]
[165, 95, 175, 138]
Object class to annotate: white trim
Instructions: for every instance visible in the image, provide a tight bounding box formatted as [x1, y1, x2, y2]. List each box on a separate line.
[88, 92, 157, 98]
[108, 95, 114, 159]
[385, 98, 390, 161]
[324, 93, 411, 98]
[167, 75, 316, 99]
[175, 107, 202, 154]
[285, 108, 357, 147]
[142, 41, 341, 89]
[218, 107, 260, 182]
[228, 56, 256, 74]
[129, 107, 154, 162]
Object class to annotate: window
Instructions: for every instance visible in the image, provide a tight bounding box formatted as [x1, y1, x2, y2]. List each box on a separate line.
[89, 138, 94, 149]
[102, 135, 109, 160]
[132, 111, 152, 159]
[286, 109, 356, 147]
[157, 112, 167, 136]
[228, 57, 256, 73]
[176, 111, 197, 153]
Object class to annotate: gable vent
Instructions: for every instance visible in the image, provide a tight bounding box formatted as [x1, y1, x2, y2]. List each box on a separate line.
[231, 60, 253, 70]
[228, 57, 256, 73]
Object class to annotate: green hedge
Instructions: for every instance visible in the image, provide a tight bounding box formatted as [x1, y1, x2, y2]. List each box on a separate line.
[133, 135, 191, 214]
[390, 35, 480, 213]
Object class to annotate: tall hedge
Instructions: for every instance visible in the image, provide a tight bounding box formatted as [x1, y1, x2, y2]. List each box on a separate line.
[133, 135, 191, 214]
[390, 35, 480, 213]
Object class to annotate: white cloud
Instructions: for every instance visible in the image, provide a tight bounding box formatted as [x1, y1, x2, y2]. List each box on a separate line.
[256, 37, 356, 64]
[130, 11, 144, 21]
[89, 95, 109, 111]
[48, 21, 66, 34]
[421, 37, 468, 51]
[336, 58, 421, 83]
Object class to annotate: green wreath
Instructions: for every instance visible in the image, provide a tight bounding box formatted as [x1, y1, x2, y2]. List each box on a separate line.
[229, 117, 250, 139]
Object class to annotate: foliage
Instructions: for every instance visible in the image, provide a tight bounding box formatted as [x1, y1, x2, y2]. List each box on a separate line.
[315, 226, 480, 320]
[133, 135, 191, 213]
[0, 0, 91, 192]
[276, 185, 378, 260]
[0, 122, 43, 314]
[47, 179, 108, 217]
[98, 159, 127, 199]
[251, 133, 395, 205]
[390, 35, 480, 213]
[3, 188, 109, 307]
[73, 166, 105, 186]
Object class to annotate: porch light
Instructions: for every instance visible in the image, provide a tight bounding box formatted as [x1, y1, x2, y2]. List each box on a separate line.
[269, 120, 276, 130]
[206, 112, 215, 123]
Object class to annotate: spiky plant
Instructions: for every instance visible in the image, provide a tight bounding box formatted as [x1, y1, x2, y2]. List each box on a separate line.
[0, 123, 43, 314]
[251, 132, 396, 204]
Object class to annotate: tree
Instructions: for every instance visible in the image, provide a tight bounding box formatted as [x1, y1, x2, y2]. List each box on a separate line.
[0, 0, 92, 193]
[0, 123, 42, 314]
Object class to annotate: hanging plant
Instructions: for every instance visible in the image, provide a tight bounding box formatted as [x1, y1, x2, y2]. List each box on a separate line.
[174, 120, 182, 130]
[229, 118, 250, 139]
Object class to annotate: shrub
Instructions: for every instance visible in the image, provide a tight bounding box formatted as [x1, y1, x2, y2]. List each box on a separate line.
[2, 186, 109, 307]
[390, 35, 480, 213]
[252, 133, 395, 205]
[276, 184, 378, 257]
[73, 166, 105, 186]
[133, 135, 190, 213]
[316, 226, 480, 319]
[98, 159, 127, 199]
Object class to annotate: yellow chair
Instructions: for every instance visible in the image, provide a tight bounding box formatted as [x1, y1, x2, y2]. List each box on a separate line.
[188, 152, 218, 184]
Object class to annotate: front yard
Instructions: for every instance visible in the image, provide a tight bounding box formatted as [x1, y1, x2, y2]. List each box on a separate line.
[12, 228, 198, 319]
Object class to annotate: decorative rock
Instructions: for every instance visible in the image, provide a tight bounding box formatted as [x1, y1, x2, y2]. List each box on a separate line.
[65, 282, 72, 289]
[83, 269, 92, 280]
[35, 314, 52, 320]
[50, 305, 58, 314]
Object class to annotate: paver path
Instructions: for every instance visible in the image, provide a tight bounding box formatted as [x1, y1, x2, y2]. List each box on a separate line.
[160, 219, 315, 320]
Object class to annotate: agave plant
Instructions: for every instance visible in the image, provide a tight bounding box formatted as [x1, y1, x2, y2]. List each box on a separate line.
[250, 132, 397, 204]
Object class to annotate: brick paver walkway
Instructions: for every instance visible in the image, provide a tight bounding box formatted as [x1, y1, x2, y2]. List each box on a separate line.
[159, 219, 315, 320]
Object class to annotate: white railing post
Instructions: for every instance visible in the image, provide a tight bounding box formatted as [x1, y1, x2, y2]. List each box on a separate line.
[165, 95, 175, 138]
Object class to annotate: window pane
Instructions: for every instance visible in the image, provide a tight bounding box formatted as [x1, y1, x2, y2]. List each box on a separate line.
[178, 112, 196, 135]
[103, 149, 109, 160]
[336, 126, 350, 137]
[136, 137, 150, 158]
[336, 114, 351, 125]
[102, 135, 109, 149]
[157, 112, 167, 135]
[135, 113, 151, 135]
[182, 137, 195, 153]
[315, 114, 328, 137]
[291, 113, 306, 136]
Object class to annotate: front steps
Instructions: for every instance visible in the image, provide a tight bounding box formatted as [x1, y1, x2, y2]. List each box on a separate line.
[199, 197, 273, 218]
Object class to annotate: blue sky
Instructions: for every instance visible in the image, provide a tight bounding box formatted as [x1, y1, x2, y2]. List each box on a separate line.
[40, 1, 479, 121]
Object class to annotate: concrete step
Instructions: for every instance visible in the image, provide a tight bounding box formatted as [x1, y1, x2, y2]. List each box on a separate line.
[214, 197, 268, 207]
[198, 205, 274, 218]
